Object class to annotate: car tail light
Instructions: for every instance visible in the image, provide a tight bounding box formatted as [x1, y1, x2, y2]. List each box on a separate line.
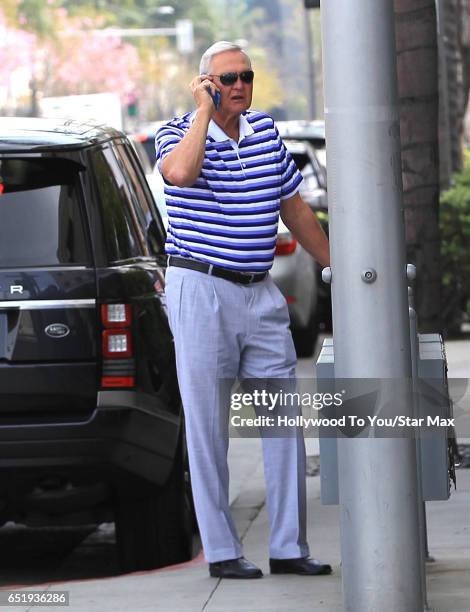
[101, 376, 135, 388]
[275, 233, 297, 256]
[100, 303, 135, 388]
[102, 329, 133, 358]
[101, 304, 131, 327]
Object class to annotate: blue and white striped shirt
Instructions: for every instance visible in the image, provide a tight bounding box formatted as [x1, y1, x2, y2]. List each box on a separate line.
[155, 110, 302, 272]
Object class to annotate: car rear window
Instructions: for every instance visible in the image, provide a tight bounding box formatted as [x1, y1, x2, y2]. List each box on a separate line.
[0, 157, 90, 268]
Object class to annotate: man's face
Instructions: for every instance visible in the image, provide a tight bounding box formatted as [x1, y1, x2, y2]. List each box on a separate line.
[208, 50, 253, 115]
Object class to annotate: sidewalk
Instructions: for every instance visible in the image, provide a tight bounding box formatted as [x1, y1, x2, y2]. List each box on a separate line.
[3, 338, 470, 611]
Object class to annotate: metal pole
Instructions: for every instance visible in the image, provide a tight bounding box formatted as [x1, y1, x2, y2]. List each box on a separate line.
[320, 2, 424, 610]
[303, 6, 317, 120]
[409, 286, 433, 612]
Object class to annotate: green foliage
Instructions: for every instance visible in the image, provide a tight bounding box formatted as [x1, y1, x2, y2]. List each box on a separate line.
[17, 0, 59, 39]
[440, 149, 470, 334]
[208, 0, 252, 42]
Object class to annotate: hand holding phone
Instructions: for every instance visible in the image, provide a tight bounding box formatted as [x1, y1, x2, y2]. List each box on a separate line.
[191, 75, 221, 112]
[206, 87, 221, 111]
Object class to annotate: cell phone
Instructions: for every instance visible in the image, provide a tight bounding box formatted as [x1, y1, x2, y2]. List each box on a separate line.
[206, 87, 221, 110]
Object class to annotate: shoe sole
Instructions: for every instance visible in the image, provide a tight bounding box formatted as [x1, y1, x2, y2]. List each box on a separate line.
[270, 567, 332, 576]
[209, 571, 263, 579]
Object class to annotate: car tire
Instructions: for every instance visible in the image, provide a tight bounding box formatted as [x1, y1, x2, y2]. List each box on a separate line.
[292, 307, 319, 358]
[114, 433, 193, 573]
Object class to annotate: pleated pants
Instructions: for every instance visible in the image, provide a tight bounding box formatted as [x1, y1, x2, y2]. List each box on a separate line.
[165, 265, 310, 563]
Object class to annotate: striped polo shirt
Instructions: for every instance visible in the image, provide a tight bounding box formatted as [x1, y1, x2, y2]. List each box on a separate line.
[154, 110, 302, 272]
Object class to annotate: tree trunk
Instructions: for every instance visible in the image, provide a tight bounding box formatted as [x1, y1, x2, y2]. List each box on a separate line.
[458, 0, 470, 145]
[442, 0, 466, 171]
[394, 0, 442, 332]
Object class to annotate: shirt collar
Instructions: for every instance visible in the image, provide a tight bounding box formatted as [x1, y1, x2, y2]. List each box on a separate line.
[189, 111, 254, 144]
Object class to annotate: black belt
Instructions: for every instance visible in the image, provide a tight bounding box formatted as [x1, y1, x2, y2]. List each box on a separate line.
[168, 256, 268, 285]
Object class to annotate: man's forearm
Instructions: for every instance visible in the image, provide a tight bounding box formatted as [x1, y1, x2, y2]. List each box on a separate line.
[280, 193, 330, 267]
[292, 208, 330, 268]
[160, 109, 212, 187]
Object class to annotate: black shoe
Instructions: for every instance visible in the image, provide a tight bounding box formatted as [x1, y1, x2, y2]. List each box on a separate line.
[209, 557, 263, 579]
[270, 556, 332, 576]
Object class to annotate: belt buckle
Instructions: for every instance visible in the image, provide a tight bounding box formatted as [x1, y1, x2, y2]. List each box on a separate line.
[246, 273, 255, 283]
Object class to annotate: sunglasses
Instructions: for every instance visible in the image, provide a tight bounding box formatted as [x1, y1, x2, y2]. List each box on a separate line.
[208, 70, 255, 86]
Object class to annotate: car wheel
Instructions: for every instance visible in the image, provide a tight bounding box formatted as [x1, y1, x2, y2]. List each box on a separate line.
[114, 433, 193, 573]
[292, 307, 319, 358]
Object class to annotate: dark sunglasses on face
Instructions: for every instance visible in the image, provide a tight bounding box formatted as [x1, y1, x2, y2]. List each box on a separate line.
[208, 70, 255, 86]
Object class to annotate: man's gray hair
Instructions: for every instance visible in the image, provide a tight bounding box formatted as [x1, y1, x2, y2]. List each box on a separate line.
[199, 41, 251, 75]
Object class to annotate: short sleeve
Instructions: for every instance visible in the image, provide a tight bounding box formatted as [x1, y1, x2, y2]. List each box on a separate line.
[154, 124, 185, 172]
[273, 125, 303, 200]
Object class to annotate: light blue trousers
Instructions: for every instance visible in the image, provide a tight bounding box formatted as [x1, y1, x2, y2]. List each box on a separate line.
[165, 266, 310, 563]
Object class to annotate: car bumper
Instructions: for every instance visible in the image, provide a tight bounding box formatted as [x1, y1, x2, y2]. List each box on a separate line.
[0, 390, 181, 487]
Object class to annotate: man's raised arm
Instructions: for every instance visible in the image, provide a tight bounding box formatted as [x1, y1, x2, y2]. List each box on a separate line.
[160, 77, 219, 187]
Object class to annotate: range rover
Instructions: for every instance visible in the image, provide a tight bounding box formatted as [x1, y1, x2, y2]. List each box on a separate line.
[0, 117, 192, 573]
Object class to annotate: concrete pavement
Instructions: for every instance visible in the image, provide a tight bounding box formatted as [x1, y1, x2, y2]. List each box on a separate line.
[1, 337, 469, 611]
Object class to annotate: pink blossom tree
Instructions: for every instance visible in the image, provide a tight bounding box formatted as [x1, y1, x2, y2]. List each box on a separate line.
[1, 6, 141, 114]
[0, 10, 36, 100]
[45, 11, 141, 99]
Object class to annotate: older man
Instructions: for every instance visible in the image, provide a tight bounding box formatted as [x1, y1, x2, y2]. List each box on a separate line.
[155, 41, 331, 579]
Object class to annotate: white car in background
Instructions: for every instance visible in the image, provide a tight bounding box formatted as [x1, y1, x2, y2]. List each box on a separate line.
[277, 119, 326, 169]
[284, 139, 327, 211]
[146, 169, 167, 228]
[269, 139, 328, 357]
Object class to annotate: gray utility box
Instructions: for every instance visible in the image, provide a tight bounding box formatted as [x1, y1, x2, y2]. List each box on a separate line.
[316, 334, 451, 505]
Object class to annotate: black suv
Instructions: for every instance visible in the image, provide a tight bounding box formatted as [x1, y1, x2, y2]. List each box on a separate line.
[0, 117, 192, 573]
